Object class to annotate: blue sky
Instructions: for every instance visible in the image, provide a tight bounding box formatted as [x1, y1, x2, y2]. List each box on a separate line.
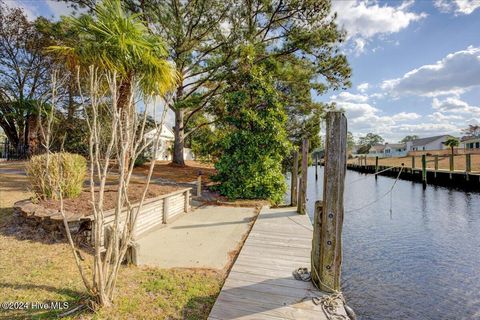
[5, 0, 480, 143]
[324, 0, 480, 142]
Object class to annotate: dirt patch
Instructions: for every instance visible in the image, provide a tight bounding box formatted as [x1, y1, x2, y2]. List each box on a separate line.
[37, 184, 181, 219]
[134, 160, 217, 183]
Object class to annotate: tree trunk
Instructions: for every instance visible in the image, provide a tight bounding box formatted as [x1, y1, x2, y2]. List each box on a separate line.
[27, 113, 40, 156]
[173, 108, 185, 166]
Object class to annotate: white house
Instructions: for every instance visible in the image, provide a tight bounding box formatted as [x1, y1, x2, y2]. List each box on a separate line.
[406, 135, 453, 152]
[144, 125, 175, 160]
[384, 143, 407, 157]
[462, 136, 480, 150]
[367, 144, 385, 157]
[144, 125, 196, 161]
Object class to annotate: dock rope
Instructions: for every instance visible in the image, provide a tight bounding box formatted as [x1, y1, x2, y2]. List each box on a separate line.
[292, 267, 353, 320]
[345, 165, 404, 213]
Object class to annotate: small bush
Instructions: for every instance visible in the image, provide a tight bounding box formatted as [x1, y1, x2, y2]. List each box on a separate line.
[26, 152, 87, 200]
[134, 153, 149, 167]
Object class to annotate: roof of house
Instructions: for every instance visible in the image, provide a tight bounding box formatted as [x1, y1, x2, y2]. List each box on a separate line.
[385, 143, 405, 149]
[410, 135, 453, 147]
[369, 144, 385, 152]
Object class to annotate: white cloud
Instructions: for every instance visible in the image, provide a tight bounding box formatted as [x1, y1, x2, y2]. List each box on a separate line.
[382, 46, 480, 97]
[428, 112, 464, 121]
[332, 0, 426, 54]
[45, 0, 76, 18]
[393, 112, 421, 121]
[333, 0, 426, 39]
[434, 0, 480, 15]
[357, 82, 370, 93]
[333, 98, 421, 138]
[432, 96, 480, 116]
[395, 123, 459, 134]
[332, 92, 369, 103]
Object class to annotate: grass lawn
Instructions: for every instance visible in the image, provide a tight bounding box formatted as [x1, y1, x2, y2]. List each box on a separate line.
[0, 168, 224, 320]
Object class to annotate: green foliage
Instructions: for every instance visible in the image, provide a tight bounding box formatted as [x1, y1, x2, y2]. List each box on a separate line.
[49, 0, 177, 96]
[134, 153, 150, 167]
[347, 131, 355, 151]
[26, 152, 87, 200]
[400, 135, 419, 143]
[358, 133, 384, 149]
[213, 49, 291, 204]
[444, 137, 460, 155]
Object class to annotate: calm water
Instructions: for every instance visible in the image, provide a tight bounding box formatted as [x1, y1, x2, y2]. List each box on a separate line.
[285, 167, 480, 320]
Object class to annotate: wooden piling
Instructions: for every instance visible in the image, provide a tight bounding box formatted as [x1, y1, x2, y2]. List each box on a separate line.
[197, 175, 202, 197]
[449, 154, 454, 172]
[315, 153, 318, 181]
[291, 151, 299, 206]
[466, 154, 471, 173]
[434, 155, 438, 178]
[312, 112, 346, 293]
[421, 154, 427, 189]
[297, 138, 308, 215]
[375, 156, 379, 180]
[411, 156, 415, 169]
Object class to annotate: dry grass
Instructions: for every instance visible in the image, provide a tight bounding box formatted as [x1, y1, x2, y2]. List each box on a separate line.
[0, 170, 224, 319]
[349, 154, 480, 173]
[134, 161, 217, 184]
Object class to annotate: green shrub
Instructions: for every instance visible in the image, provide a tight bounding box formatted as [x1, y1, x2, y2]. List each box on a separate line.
[212, 48, 290, 204]
[134, 153, 149, 167]
[26, 152, 87, 200]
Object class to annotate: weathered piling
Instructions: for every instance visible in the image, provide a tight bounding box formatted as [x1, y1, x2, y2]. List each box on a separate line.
[449, 154, 454, 172]
[315, 153, 318, 181]
[291, 150, 299, 206]
[466, 154, 472, 173]
[422, 154, 427, 189]
[411, 156, 415, 169]
[197, 174, 202, 197]
[375, 156, 379, 180]
[297, 138, 308, 215]
[434, 155, 439, 178]
[312, 112, 346, 292]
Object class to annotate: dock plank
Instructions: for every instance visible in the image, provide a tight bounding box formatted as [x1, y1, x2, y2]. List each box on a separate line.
[208, 206, 347, 320]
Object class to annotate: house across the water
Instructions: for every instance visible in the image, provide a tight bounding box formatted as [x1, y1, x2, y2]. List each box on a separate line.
[384, 143, 407, 157]
[367, 144, 386, 157]
[406, 135, 453, 152]
[462, 136, 480, 150]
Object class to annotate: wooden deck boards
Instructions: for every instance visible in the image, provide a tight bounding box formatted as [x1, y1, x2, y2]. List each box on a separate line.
[208, 206, 347, 320]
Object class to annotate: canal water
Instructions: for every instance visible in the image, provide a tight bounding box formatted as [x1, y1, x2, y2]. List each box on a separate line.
[285, 166, 480, 320]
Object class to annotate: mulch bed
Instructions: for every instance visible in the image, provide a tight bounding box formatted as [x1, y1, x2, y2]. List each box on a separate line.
[37, 184, 180, 219]
[135, 161, 217, 184]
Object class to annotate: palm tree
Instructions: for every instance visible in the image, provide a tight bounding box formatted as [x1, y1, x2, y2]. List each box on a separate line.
[49, 0, 178, 110]
[444, 137, 460, 155]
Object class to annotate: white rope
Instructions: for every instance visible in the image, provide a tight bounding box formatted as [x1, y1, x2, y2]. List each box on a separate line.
[292, 267, 350, 320]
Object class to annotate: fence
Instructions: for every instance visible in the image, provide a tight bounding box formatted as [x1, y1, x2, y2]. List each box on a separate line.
[0, 139, 27, 160]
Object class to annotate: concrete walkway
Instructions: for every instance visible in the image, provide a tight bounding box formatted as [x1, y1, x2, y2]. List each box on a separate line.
[135, 205, 257, 269]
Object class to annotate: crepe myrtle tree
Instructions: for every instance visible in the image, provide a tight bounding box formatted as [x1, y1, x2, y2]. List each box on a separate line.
[46, 0, 177, 308]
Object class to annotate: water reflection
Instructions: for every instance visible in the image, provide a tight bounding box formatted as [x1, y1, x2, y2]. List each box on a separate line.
[285, 167, 480, 320]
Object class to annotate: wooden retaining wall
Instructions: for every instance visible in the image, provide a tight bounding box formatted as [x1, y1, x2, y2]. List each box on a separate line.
[100, 188, 191, 246]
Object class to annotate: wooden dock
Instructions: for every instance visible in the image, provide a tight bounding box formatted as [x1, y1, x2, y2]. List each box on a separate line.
[208, 206, 348, 320]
